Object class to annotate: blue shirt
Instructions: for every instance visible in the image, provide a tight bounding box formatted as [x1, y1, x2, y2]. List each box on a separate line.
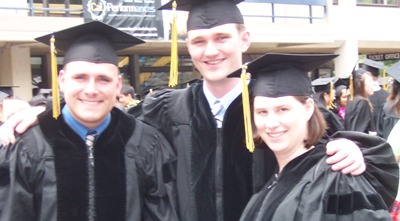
[62, 106, 110, 141]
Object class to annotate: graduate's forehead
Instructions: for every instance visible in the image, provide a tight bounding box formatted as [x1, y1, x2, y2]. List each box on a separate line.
[187, 23, 239, 39]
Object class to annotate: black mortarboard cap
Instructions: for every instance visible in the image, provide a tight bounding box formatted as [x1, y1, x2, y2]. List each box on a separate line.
[229, 53, 338, 97]
[159, 0, 244, 31]
[361, 58, 384, 77]
[0, 85, 18, 97]
[334, 77, 350, 88]
[387, 61, 400, 83]
[352, 67, 368, 79]
[0, 91, 7, 100]
[312, 77, 337, 93]
[35, 21, 145, 66]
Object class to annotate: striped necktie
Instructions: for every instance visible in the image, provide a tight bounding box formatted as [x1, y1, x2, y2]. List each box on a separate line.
[86, 131, 97, 167]
[212, 100, 224, 128]
[85, 130, 97, 221]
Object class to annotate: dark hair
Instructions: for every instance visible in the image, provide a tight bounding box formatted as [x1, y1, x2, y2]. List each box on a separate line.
[387, 80, 400, 115]
[120, 85, 135, 97]
[252, 96, 326, 149]
[353, 71, 373, 111]
[295, 96, 327, 148]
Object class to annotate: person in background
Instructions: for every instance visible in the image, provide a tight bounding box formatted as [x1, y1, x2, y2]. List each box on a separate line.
[0, 21, 178, 221]
[228, 53, 396, 221]
[362, 59, 389, 137]
[311, 77, 344, 135]
[377, 61, 400, 139]
[0, 1, 391, 220]
[333, 84, 350, 124]
[118, 85, 141, 114]
[344, 67, 376, 135]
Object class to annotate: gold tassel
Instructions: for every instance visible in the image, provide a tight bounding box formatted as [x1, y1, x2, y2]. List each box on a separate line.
[328, 81, 336, 109]
[241, 65, 255, 153]
[50, 35, 60, 119]
[349, 74, 354, 101]
[168, 1, 178, 87]
[382, 69, 387, 91]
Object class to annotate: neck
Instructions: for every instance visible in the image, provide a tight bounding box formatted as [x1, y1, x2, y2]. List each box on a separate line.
[204, 78, 241, 99]
[275, 145, 314, 174]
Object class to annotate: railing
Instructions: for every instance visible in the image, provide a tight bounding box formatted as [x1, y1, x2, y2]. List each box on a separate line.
[243, 0, 327, 24]
[0, 0, 83, 17]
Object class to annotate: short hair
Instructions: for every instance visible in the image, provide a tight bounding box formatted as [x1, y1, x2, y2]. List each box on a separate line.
[296, 96, 327, 148]
[120, 85, 135, 97]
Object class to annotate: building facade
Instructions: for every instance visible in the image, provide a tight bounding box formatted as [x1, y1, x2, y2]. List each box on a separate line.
[0, 0, 399, 100]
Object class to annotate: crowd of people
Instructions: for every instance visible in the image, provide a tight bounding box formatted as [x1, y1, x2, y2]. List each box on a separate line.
[0, 0, 399, 220]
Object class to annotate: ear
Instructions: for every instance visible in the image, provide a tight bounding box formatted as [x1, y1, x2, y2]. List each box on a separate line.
[116, 75, 123, 93]
[58, 69, 66, 93]
[240, 31, 251, 53]
[304, 97, 314, 121]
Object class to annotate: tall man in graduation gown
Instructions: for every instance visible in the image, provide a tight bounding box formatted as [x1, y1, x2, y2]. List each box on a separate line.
[0, 21, 178, 221]
[140, 0, 399, 220]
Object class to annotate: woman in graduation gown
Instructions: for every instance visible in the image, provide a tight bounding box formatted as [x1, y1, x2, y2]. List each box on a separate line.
[344, 68, 376, 135]
[236, 53, 396, 221]
[376, 61, 400, 139]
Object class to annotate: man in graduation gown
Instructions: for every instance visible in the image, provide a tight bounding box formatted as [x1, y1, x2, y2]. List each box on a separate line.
[0, 21, 178, 221]
[140, 1, 398, 220]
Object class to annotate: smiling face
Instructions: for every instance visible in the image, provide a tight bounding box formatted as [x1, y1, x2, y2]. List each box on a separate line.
[186, 23, 250, 84]
[59, 61, 122, 129]
[253, 96, 314, 159]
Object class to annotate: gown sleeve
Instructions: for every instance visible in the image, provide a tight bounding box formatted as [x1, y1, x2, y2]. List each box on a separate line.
[135, 121, 179, 221]
[138, 89, 176, 143]
[331, 131, 399, 208]
[0, 136, 38, 220]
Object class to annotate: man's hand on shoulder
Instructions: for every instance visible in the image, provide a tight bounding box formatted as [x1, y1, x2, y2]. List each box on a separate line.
[0, 106, 45, 145]
[325, 138, 366, 176]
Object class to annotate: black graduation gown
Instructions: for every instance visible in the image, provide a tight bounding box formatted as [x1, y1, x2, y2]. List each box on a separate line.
[241, 142, 393, 221]
[344, 97, 375, 133]
[140, 82, 253, 221]
[0, 107, 178, 221]
[316, 101, 344, 136]
[377, 101, 400, 139]
[370, 89, 389, 136]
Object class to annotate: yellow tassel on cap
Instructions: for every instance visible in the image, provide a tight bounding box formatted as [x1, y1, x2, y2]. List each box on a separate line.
[382, 69, 387, 91]
[50, 35, 60, 119]
[328, 81, 336, 109]
[168, 1, 178, 87]
[349, 74, 354, 101]
[241, 65, 255, 153]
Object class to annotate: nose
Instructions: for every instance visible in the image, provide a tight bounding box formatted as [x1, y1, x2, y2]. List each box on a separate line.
[84, 78, 98, 94]
[264, 113, 280, 129]
[204, 41, 219, 57]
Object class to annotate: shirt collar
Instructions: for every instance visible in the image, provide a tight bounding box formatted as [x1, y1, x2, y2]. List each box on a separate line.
[203, 80, 245, 111]
[62, 105, 111, 141]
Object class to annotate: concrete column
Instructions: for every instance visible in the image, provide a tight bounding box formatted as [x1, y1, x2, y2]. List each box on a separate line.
[0, 45, 32, 101]
[332, 0, 359, 78]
